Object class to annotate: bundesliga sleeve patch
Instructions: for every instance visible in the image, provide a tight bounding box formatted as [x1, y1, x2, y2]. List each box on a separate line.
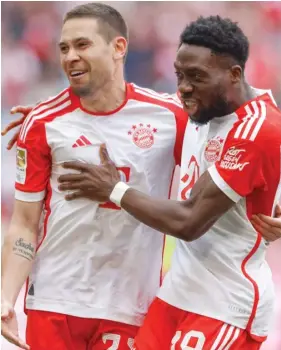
[16, 147, 27, 184]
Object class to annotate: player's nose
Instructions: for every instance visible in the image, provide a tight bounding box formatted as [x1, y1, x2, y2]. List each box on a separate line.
[178, 80, 193, 94]
[64, 48, 80, 63]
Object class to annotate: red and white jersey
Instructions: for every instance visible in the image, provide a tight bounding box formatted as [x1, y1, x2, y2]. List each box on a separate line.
[158, 89, 281, 339]
[15, 83, 187, 326]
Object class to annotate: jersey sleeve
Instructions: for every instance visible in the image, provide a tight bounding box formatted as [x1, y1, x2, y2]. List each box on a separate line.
[208, 137, 267, 203]
[15, 120, 51, 202]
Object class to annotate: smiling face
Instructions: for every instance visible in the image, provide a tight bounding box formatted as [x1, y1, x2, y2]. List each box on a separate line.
[59, 18, 118, 97]
[175, 44, 240, 125]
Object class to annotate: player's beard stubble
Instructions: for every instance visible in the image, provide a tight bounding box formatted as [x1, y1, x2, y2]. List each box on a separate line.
[72, 84, 93, 97]
[71, 76, 100, 98]
[190, 85, 232, 126]
[71, 72, 114, 99]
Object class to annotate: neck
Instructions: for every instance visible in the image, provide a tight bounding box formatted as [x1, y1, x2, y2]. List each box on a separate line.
[80, 69, 126, 113]
[230, 81, 255, 112]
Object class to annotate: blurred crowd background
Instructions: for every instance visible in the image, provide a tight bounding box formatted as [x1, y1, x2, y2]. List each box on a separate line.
[1, 1, 281, 349]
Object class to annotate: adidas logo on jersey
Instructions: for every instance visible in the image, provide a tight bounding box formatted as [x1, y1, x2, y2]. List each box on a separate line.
[72, 135, 92, 148]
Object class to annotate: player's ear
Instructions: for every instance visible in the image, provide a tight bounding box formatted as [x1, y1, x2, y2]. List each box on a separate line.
[230, 65, 242, 84]
[113, 36, 127, 61]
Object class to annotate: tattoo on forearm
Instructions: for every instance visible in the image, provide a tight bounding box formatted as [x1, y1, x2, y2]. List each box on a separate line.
[12, 238, 35, 262]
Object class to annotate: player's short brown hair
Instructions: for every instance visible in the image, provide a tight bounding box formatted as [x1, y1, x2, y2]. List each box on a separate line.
[64, 2, 129, 44]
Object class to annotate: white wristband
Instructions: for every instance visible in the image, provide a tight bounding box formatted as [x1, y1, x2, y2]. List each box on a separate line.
[109, 182, 130, 207]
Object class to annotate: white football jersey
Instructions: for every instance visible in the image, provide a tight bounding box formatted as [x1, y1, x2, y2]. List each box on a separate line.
[15, 83, 187, 326]
[158, 89, 281, 340]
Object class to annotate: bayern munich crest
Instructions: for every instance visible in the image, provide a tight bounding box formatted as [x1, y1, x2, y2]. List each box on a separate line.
[128, 123, 157, 149]
[204, 136, 224, 162]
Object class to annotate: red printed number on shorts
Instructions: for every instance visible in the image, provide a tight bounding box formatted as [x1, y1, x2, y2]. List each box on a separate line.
[180, 156, 200, 200]
[99, 167, 131, 210]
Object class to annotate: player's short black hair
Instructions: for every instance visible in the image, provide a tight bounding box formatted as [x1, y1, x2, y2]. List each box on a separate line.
[179, 15, 249, 71]
[64, 2, 129, 44]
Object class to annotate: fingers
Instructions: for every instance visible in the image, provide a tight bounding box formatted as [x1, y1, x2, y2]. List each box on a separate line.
[10, 105, 33, 116]
[65, 190, 84, 201]
[58, 181, 84, 191]
[251, 215, 271, 231]
[251, 222, 276, 242]
[274, 203, 281, 217]
[99, 144, 112, 165]
[251, 215, 280, 241]
[19, 340, 31, 349]
[254, 214, 281, 229]
[5, 334, 30, 349]
[2, 106, 32, 137]
[18, 339, 31, 349]
[1, 117, 24, 136]
[6, 132, 20, 150]
[58, 174, 84, 183]
[63, 161, 88, 172]
[1, 323, 30, 350]
[1, 302, 30, 350]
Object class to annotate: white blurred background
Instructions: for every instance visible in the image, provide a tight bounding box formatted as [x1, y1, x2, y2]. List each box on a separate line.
[1, 1, 281, 349]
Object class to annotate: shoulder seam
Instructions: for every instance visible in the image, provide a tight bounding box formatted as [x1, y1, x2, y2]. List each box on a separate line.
[132, 84, 183, 109]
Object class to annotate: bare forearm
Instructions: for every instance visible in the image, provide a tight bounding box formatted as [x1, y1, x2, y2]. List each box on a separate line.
[1, 224, 37, 306]
[120, 177, 232, 241]
[121, 188, 193, 239]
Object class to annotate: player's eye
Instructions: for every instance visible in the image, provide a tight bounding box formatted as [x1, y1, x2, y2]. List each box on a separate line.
[189, 71, 204, 82]
[175, 71, 184, 80]
[78, 42, 88, 49]
[60, 46, 68, 54]
[194, 73, 203, 81]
